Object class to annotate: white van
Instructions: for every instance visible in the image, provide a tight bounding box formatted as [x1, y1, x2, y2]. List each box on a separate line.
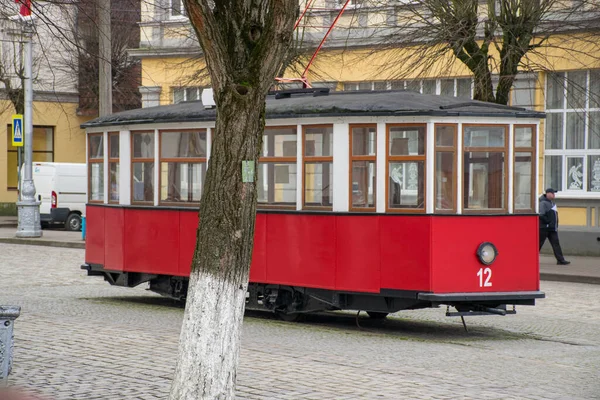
[21, 162, 87, 231]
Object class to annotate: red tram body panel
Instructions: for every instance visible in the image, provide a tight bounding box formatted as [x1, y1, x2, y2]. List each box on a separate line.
[86, 204, 539, 296]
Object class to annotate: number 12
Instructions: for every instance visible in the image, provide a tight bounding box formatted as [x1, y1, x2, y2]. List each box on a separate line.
[477, 267, 492, 287]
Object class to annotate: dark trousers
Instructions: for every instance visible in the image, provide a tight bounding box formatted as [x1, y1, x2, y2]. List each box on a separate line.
[539, 230, 566, 262]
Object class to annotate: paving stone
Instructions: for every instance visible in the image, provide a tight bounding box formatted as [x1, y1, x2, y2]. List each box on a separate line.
[0, 243, 599, 399]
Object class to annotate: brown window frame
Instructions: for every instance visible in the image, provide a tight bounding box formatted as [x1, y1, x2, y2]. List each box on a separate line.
[158, 129, 208, 206]
[462, 124, 509, 214]
[108, 132, 119, 204]
[349, 124, 377, 212]
[258, 126, 298, 210]
[302, 124, 334, 210]
[433, 123, 457, 214]
[385, 123, 427, 213]
[88, 132, 104, 203]
[131, 130, 155, 205]
[513, 124, 537, 213]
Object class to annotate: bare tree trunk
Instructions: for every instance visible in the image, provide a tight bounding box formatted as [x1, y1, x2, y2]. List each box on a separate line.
[169, 1, 297, 398]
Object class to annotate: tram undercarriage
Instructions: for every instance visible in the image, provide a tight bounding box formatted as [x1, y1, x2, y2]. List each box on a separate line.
[82, 264, 544, 320]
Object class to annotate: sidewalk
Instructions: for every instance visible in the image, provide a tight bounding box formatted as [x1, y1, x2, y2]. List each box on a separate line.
[0, 226, 84, 249]
[0, 215, 17, 227]
[539, 254, 600, 285]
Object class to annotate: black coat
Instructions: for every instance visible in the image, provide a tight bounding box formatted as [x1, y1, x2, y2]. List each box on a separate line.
[539, 195, 558, 231]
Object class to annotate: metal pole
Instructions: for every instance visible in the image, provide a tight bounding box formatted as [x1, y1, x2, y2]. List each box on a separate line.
[17, 148, 22, 201]
[16, 21, 41, 238]
[98, 0, 112, 117]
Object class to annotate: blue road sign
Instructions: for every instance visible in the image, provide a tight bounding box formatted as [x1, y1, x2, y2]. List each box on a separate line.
[12, 114, 24, 147]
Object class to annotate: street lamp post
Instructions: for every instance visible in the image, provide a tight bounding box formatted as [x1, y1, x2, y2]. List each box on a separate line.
[16, 17, 41, 238]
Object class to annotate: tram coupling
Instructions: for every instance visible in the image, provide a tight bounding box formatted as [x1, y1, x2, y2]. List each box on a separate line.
[445, 304, 517, 317]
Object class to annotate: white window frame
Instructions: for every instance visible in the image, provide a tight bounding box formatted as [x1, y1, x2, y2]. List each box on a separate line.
[544, 69, 600, 197]
[169, 0, 187, 19]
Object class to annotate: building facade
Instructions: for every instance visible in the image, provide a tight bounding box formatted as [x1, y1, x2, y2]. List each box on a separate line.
[0, 1, 88, 214]
[132, 0, 600, 254]
[0, 0, 141, 215]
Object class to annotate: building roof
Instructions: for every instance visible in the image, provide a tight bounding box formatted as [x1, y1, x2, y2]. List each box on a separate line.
[81, 90, 544, 129]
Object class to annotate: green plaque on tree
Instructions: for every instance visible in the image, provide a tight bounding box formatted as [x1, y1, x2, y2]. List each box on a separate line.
[242, 161, 255, 183]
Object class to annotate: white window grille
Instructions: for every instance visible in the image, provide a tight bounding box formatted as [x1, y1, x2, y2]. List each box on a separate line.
[544, 70, 600, 195]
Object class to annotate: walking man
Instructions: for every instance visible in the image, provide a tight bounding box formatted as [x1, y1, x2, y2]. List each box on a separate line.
[539, 188, 570, 265]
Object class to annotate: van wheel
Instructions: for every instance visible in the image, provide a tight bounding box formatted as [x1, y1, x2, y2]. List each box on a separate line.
[66, 214, 82, 231]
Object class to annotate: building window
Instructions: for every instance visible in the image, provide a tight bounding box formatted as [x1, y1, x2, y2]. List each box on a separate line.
[108, 133, 119, 203]
[545, 70, 600, 193]
[88, 133, 104, 202]
[131, 131, 155, 203]
[375, 78, 472, 98]
[386, 124, 426, 211]
[172, 87, 205, 104]
[258, 127, 297, 208]
[159, 130, 207, 204]
[514, 125, 536, 211]
[511, 75, 537, 110]
[434, 124, 457, 213]
[463, 125, 508, 211]
[7, 126, 54, 190]
[303, 125, 333, 209]
[170, 0, 187, 18]
[349, 124, 376, 210]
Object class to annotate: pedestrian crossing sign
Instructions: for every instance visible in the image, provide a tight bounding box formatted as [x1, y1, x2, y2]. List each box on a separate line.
[12, 114, 23, 147]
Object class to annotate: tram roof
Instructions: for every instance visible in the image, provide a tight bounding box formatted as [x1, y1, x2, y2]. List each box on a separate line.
[81, 90, 544, 129]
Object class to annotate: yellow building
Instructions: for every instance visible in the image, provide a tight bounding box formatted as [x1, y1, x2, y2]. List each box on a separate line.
[0, 100, 89, 215]
[132, 0, 600, 254]
[0, 6, 93, 216]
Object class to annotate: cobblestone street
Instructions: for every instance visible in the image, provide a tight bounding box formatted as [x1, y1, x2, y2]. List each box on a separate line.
[1, 243, 599, 400]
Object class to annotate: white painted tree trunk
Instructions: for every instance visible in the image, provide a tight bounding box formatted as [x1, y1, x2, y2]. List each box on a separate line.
[168, 1, 297, 398]
[170, 270, 248, 399]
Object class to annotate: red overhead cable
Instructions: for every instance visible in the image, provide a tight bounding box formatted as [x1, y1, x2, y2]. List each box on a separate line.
[294, 0, 315, 30]
[278, 0, 351, 89]
[301, 0, 351, 79]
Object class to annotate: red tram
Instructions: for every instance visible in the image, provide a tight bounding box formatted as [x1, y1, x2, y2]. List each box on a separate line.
[81, 89, 545, 320]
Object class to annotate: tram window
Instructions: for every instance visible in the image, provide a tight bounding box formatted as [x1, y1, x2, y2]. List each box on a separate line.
[304, 162, 333, 207]
[88, 133, 104, 202]
[388, 161, 425, 209]
[132, 132, 155, 204]
[387, 124, 426, 211]
[464, 126, 505, 147]
[303, 126, 333, 209]
[159, 130, 207, 204]
[515, 126, 533, 148]
[434, 124, 457, 213]
[258, 127, 297, 208]
[108, 133, 119, 203]
[257, 163, 297, 206]
[389, 127, 424, 156]
[161, 162, 205, 202]
[161, 131, 207, 158]
[514, 125, 536, 212]
[350, 125, 376, 210]
[514, 152, 533, 210]
[89, 135, 103, 159]
[463, 125, 508, 211]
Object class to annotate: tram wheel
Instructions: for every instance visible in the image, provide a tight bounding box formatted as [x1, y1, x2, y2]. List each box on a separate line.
[275, 311, 304, 322]
[366, 311, 389, 320]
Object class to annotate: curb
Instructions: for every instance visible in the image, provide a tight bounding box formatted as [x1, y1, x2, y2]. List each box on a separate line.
[0, 238, 85, 249]
[540, 272, 600, 285]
